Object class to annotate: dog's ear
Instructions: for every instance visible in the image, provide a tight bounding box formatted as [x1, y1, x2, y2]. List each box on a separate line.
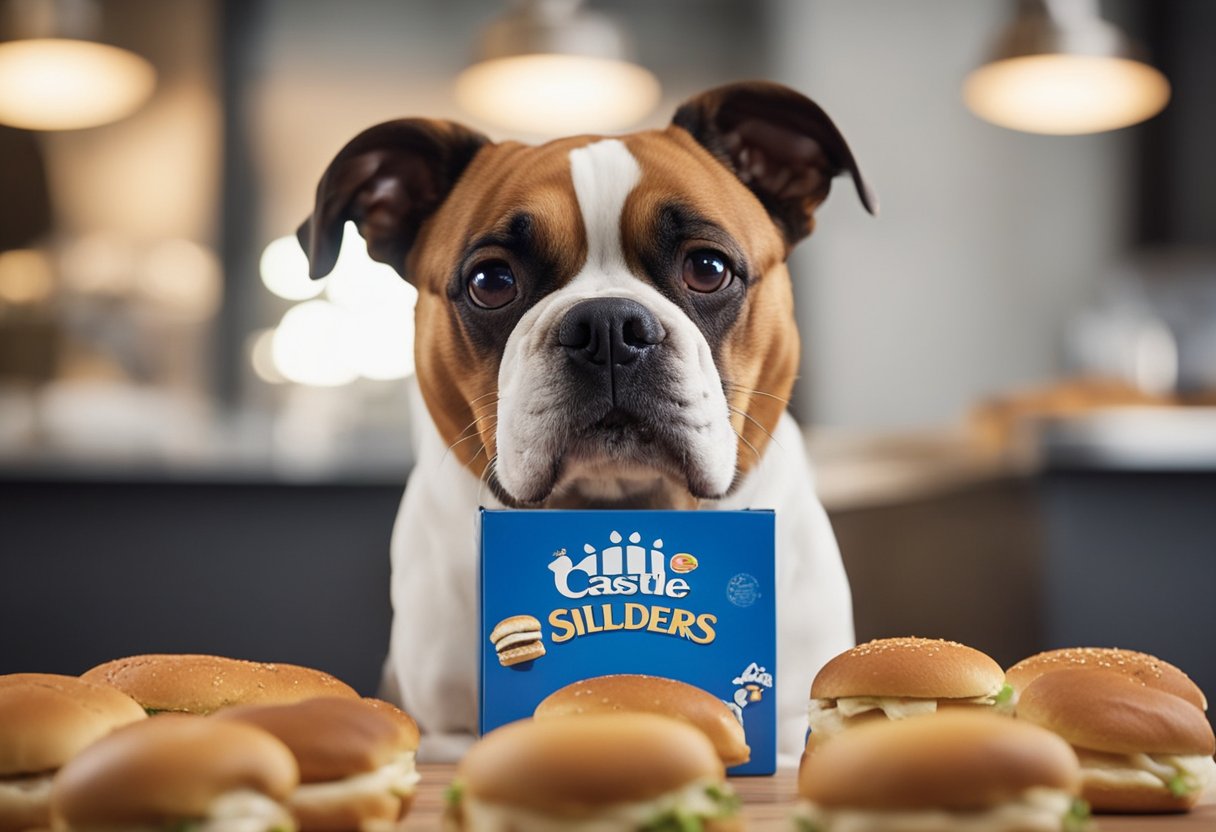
[672, 82, 876, 249]
[298, 118, 491, 280]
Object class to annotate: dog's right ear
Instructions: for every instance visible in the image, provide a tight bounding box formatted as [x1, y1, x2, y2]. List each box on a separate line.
[297, 118, 490, 281]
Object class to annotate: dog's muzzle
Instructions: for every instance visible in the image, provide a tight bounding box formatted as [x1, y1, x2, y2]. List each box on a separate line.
[494, 286, 737, 508]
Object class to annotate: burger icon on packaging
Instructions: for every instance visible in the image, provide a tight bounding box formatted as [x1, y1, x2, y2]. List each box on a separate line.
[669, 552, 698, 574]
[489, 615, 545, 667]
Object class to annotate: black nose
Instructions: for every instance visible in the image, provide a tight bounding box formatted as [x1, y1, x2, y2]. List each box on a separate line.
[558, 298, 666, 367]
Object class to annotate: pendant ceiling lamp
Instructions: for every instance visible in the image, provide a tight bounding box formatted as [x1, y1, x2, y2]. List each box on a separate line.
[964, 0, 1169, 135]
[455, 0, 660, 136]
[0, 0, 155, 131]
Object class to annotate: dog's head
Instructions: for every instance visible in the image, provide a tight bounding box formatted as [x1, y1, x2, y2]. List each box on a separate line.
[299, 82, 875, 509]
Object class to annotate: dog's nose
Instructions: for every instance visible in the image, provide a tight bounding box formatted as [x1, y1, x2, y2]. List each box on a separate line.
[558, 298, 666, 367]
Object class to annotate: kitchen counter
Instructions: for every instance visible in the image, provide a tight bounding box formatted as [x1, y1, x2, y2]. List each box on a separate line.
[405, 764, 1216, 830]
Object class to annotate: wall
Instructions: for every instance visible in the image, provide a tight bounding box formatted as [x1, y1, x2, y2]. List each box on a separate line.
[246, 0, 1138, 431]
[769, 0, 1133, 428]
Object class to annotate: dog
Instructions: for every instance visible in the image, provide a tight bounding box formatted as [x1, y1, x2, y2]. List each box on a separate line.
[298, 81, 876, 763]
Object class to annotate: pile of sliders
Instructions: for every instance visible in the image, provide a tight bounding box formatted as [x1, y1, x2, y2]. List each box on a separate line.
[796, 637, 1214, 831]
[0, 654, 419, 832]
[2, 641, 1212, 832]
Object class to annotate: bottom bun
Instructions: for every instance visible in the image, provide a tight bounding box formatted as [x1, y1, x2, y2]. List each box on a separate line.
[793, 789, 1086, 832]
[1082, 780, 1200, 814]
[497, 642, 544, 667]
[445, 776, 741, 832]
[1074, 750, 1215, 814]
[292, 792, 413, 832]
[444, 806, 740, 832]
[0, 773, 52, 832]
[285, 753, 419, 832]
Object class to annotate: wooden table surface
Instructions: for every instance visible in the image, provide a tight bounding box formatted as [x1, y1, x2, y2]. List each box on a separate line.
[404, 764, 1215, 830]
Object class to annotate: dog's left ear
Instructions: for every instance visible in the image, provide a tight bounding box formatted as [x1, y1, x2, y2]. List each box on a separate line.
[298, 118, 490, 280]
[673, 81, 877, 249]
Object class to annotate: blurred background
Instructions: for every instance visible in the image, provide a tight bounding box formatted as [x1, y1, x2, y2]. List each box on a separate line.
[1, 0, 1213, 719]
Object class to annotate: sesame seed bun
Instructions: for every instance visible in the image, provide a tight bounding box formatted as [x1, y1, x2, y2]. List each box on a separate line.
[798, 711, 1080, 811]
[81, 654, 358, 714]
[811, 637, 1005, 700]
[1016, 669, 1215, 813]
[213, 697, 418, 783]
[0, 674, 146, 776]
[457, 714, 725, 815]
[1006, 648, 1207, 710]
[534, 674, 749, 767]
[0, 675, 146, 832]
[1016, 668, 1215, 757]
[360, 698, 422, 738]
[50, 715, 297, 827]
[489, 616, 541, 644]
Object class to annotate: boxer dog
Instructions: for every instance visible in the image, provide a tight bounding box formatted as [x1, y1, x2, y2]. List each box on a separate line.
[298, 82, 876, 762]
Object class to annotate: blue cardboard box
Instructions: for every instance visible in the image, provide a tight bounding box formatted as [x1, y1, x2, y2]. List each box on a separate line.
[479, 509, 776, 775]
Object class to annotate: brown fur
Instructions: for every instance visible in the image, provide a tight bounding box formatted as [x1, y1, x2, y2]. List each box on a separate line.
[622, 127, 798, 486]
[409, 128, 803, 493]
[408, 138, 591, 479]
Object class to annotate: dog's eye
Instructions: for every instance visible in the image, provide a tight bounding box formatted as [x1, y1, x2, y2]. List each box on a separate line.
[683, 249, 732, 293]
[467, 261, 518, 309]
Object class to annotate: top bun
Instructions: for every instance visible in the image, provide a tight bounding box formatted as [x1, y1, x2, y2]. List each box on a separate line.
[0, 674, 145, 776]
[214, 696, 419, 783]
[50, 715, 298, 826]
[489, 616, 541, 642]
[458, 714, 724, 814]
[81, 654, 358, 714]
[534, 674, 749, 767]
[798, 711, 1080, 811]
[1016, 668, 1215, 756]
[811, 637, 1005, 700]
[1006, 647, 1207, 710]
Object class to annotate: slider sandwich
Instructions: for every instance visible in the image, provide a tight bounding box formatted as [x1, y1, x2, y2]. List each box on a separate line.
[1006, 647, 1207, 711]
[1017, 667, 1216, 813]
[534, 674, 750, 767]
[214, 697, 420, 831]
[488, 617, 545, 667]
[445, 714, 742, 831]
[50, 715, 298, 832]
[0, 674, 145, 832]
[794, 711, 1089, 832]
[807, 637, 1009, 749]
[82, 654, 358, 715]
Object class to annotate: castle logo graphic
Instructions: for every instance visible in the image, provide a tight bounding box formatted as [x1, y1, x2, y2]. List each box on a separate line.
[549, 530, 692, 600]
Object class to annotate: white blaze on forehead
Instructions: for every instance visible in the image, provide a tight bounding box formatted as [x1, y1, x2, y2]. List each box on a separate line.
[568, 138, 640, 277]
[494, 137, 737, 502]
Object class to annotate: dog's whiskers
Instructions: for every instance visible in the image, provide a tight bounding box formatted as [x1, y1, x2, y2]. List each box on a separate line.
[478, 454, 499, 506]
[727, 405, 785, 453]
[445, 425, 496, 454]
[471, 397, 500, 417]
[441, 415, 497, 467]
[723, 381, 790, 407]
[730, 425, 762, 462]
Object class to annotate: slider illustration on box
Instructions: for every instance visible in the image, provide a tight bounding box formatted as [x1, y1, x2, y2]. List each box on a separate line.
[479, 509, 776, 774]
[489, 615, 545, 667]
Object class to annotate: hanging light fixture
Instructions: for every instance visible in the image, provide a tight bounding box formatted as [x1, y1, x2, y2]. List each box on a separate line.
[963, 0, 1169, 135]
[0, 0, 155, 131]
[455, 0, 660, 136]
